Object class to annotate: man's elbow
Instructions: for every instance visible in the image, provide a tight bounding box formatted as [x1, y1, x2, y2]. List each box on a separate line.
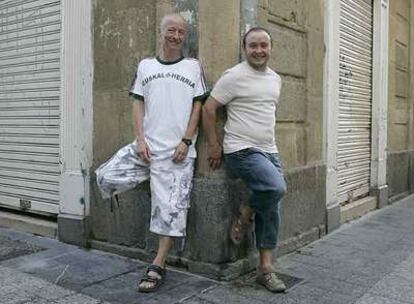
[201, 106, 211, 124]
[202, 101, 215, 118]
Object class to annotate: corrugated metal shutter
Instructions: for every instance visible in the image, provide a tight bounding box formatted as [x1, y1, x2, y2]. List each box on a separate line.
[337, 0, 373, 204]
[0, 0, 61, 215]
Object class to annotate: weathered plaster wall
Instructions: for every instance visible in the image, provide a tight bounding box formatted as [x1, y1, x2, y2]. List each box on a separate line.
[90, 0, 327, 280]
[257, 0, 325, 169]
[197, 0, 326, 260]
[388, 0, 411, 151]
[387, 0, 414, 200]
[195, 0, 241, 177]
[254, 0, 326, 246]
[92, 0, 156, 167]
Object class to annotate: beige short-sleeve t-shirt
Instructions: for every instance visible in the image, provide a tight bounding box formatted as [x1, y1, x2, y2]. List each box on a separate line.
[210, 61, 282, 154]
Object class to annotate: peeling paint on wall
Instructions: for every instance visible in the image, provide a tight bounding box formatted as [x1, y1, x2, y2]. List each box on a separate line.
[174, 0, 198, 57]
[99, 17, 122, 48]
[242, 0, 258, 33]
[241, 0, 257, 61]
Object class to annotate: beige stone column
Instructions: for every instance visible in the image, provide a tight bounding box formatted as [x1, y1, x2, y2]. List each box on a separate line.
[410, 0, 414, 150]
[60, 0, 93, 217]
[197, 0, 241, 177]
[59, 0, 93, 246]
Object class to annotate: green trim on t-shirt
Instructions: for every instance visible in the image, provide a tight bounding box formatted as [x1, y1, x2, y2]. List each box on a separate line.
[129, 92, 144, 101]
[193, 91, 210, 104]
[156, 56, 184, 65]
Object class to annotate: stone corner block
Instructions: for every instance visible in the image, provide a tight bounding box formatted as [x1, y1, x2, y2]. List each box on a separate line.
[372, 185, 389, 209]
[58, 214, 90, 248]
[326, 204, 340, 233]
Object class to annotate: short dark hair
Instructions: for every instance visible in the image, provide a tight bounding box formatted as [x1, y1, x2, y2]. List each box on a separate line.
[242, 27, 273, 48]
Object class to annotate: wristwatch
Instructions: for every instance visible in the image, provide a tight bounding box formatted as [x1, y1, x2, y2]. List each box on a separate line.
[181, 138, 192, 146]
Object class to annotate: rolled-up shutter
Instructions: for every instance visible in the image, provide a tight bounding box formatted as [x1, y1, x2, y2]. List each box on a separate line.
[0, 0, 61, 215]
[337, 0, 373, 204]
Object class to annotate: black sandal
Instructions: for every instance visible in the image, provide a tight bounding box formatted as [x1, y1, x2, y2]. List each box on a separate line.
[138, 264, 166, 293]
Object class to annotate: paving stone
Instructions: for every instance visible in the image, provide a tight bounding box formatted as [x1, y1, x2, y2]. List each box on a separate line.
[278, 257, 393, 291]
[23, 299, 56, 304]
[282, 254, 377, 282]
[81, 268, 216, 304]
[152, 275, 217, 300]
[216, 283, 288, 304]
[324, 234, 396, 253]
[55, 293, 110, 304]
[354, 293, 413, 304]
[317, 291, 363, 304]
[0, 290, 38, 304]
[0, 266, 81, 303]
[278, 258, 339, 281]
[0, 227, 33, 241]
[25, 235, 78, 251]
[392, 238, 414, 251]
[182, 296, 217, 304]
[368, 273, 414, 303]
[1, 246, 81, 270]
[32, 285, 75, 301]
[1, 196, 414, 304]
[0, 236, 45, 262]
[1, 275, 74, 301]
[340, 223, 407, 239]
[298, 276, 368, 298]
[395, 254, 414, 281]
[197, 286, 269, 304]
[266, 282, 328, 304]
[11, 249, 139, 291]
[81, 271, 159, 304]
[0, 266, 51, 294]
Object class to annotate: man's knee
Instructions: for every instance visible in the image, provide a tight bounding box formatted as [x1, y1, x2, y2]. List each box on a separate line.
[254, 178, 286, 198]
[250, 158, 286, 193]
[251, 185, 286, 209]
[273, 181, 287, 198]
[266, 184, 286, 203]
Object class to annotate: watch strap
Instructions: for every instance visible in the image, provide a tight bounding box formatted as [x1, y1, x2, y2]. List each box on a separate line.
[182, 138, 192, 146]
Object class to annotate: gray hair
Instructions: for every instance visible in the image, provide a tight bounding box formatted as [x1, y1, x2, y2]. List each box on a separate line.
[160, 13, 187, 34]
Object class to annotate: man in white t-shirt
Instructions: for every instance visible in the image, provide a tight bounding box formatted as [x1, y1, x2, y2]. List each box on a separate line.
[96, 14, 207, 292]
[202, 27, 287, 293]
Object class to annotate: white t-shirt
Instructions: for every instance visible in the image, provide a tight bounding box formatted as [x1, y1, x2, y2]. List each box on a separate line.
[130, 57, 207, 159]
[211, 61, 282, 154]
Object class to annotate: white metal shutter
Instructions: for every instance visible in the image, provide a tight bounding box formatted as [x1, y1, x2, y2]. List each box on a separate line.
[337, 0, 373, 204]
[0, 0, 61, 215]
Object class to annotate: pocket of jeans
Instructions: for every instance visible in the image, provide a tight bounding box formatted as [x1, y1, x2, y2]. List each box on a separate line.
[224, 149, 254, 181]
[230, 148, 251, 159]
[270, 153, 287, 189]
[270, 153, 284, 169]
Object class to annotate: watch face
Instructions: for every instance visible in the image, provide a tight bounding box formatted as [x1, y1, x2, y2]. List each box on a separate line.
[182, 138, 192, 146]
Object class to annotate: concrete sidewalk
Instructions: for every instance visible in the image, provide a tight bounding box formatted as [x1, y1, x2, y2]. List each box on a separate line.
[1, 194, 414, 304]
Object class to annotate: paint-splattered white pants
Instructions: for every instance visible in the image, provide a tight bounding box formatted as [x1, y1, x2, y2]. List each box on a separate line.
[95, 142, 194, 237]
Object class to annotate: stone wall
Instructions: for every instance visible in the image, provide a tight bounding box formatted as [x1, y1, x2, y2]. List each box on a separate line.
[257, 0, 325, 169]
[256, 0, 326, 247]
[92, 0, 156, 167]
[90, 0, 327, 280]
[387, 0, 414, 201]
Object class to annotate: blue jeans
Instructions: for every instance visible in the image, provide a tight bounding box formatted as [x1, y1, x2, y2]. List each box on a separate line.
[224, 148, 287, 249]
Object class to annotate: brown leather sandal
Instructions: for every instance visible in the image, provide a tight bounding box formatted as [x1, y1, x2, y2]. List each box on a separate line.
[138, 264, 166, 293]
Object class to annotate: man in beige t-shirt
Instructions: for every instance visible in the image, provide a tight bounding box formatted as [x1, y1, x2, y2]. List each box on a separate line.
[203, 27, 287, 293]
